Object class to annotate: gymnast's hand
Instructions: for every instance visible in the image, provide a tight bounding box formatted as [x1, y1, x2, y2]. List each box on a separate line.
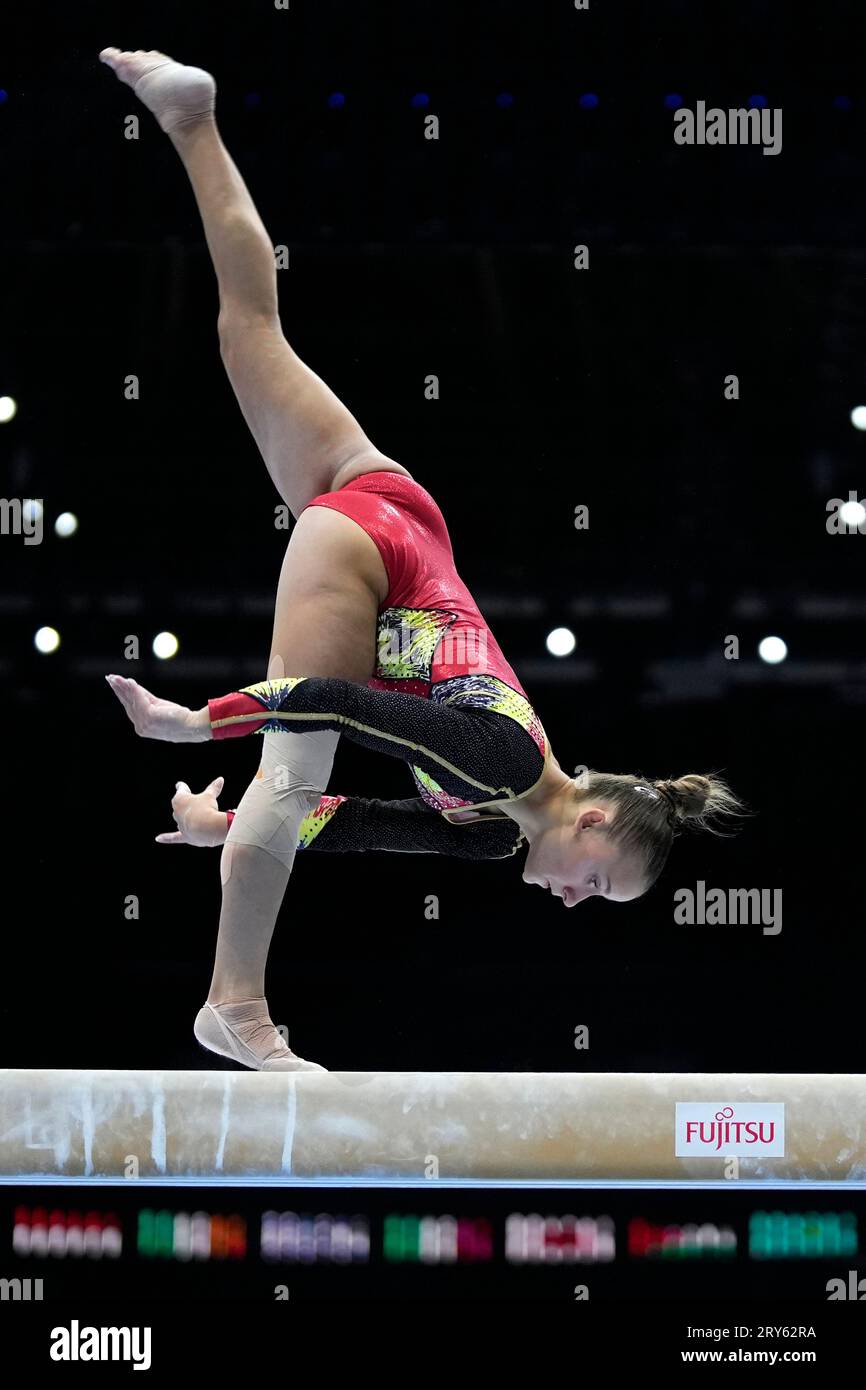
[156, 777, 229, 848]
[105, 673, 212, 742]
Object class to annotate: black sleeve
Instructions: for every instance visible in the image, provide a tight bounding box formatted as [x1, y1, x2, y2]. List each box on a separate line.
[210, 676, 544, 805]
[300, 795, 526, 860]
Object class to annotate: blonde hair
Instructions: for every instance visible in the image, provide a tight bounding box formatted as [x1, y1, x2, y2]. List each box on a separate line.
[580, 770, 748, 887]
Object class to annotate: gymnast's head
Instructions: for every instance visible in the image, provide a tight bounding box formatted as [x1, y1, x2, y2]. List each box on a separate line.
[520, 771, 745, 908]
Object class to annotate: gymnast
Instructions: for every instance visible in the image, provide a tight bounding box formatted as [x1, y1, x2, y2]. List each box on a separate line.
[100, 49, 744, 1072]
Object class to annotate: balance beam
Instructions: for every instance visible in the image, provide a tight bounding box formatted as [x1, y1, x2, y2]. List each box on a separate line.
[1, 1071, 864, 1185]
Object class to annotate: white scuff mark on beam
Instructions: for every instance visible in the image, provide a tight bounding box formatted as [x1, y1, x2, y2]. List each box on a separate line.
[215, 1074, 232, 1172]
[150, 1075, 166, 1174]
[280, 1079, 296, 1175]
[81, 1078, 94, 1178]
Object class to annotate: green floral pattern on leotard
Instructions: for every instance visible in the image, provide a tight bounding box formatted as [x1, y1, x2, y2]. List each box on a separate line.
[374, 606, 458, 681]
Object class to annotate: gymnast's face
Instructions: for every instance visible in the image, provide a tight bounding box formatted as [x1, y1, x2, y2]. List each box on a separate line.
[521, 804, 646, 907]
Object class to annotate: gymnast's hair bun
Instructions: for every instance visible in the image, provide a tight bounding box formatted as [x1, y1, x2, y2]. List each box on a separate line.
[654, 774, 711, 821]
[652, 773, 748, 833]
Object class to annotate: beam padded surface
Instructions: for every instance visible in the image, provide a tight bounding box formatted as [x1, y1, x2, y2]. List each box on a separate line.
[1, 1071, 864, 1183]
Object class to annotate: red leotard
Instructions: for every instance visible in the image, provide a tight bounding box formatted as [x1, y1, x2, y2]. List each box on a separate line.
[305, 471, 530, 696]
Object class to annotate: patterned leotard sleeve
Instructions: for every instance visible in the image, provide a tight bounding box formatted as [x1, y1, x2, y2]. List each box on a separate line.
[209, 675, 545, 811]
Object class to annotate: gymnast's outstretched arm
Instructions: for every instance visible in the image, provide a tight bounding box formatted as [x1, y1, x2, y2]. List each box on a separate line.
[106, 671, 545, 808]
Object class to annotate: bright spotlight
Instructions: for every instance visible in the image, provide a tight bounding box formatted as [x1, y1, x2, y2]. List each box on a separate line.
[839, 499, 866, 528]
[0, 396, 17, 423]
[546, 627, 577, 657]
[34, 626, 60, 654]
[55, 512, 79, 537]
[850, 405, 866, 431]
[758, 635, 787, 665]
[153, 631, 179, 660]
[22, 499, 43, 524]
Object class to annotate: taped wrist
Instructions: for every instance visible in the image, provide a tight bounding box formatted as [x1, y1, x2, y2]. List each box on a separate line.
[221, 727, 340, 876]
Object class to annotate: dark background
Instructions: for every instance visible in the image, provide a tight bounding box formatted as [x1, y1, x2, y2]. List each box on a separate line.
[1, 0, 864, 1077]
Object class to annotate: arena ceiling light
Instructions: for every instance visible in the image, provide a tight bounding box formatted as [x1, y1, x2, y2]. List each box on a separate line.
[758, 635, 787, 664]
[546, 626, 577, 657]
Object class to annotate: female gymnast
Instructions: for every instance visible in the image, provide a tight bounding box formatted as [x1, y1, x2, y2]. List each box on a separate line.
[100, 48, 744, 1073]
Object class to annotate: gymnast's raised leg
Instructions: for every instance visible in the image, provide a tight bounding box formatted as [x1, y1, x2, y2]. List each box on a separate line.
[99, 48, 410, 1068]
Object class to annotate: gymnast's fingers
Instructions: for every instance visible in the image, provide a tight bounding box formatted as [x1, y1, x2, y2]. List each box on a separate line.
[155, 830, 186, 844]
[105, 673, 151, 733]
[105, 673, 135, 717]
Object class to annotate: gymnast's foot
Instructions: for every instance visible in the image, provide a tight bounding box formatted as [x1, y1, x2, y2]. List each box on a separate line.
[194, 999, 327, 1073]
[98, 47, 215, 134]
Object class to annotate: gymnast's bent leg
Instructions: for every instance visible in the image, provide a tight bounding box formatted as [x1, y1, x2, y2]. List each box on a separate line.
[99, 47, 408, 1068]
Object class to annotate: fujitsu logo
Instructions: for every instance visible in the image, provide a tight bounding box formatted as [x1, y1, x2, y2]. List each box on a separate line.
[675, 1102, 785, 1158]
[687, 1107, 776, 1151]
